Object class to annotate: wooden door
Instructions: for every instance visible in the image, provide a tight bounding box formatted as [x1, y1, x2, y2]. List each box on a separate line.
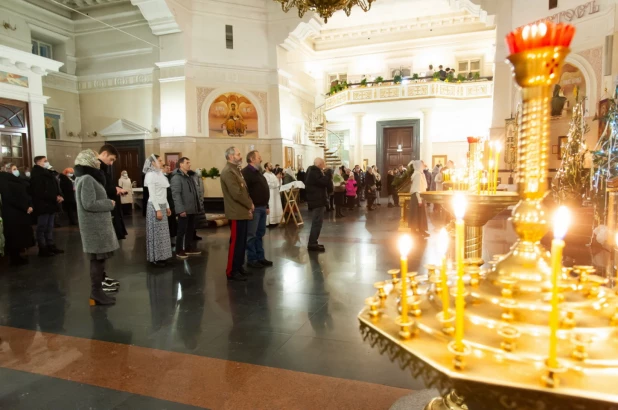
[0, 99, 30, 169]
[114, 147, 141, 187]
[384, 127, 414, 171]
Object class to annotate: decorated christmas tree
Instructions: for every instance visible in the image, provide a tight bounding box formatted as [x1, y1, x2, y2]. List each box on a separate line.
[551, 92, 590, 205]
[592, 92, 618, 225]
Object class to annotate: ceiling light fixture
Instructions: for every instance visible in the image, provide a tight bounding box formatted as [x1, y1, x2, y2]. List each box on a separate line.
[274, 0, 375, 23]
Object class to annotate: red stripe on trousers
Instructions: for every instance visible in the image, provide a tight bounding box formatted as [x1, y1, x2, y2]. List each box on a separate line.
[226, 219, 237, 277]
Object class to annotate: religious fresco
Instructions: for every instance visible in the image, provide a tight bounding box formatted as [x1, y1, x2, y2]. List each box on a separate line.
[552, 63, 586, 118]
[208, 93, 258, 137]
[44, 113, 61, 140]
[0, 71, 28, 88]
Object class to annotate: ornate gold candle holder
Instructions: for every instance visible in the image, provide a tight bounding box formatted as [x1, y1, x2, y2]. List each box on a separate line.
[571, 333, 593, 361]
[448, 341, 471, 371]
[364, 297, 380, 319]
[387, 269, 400, 285]
[437, 310, 455, 335]
[489, 45, 570, 295]
[498, 326, 520, 352]
[374, 281, 387, 304]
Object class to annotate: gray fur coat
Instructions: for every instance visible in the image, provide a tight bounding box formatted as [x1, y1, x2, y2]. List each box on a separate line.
[75, 173, 119, 254]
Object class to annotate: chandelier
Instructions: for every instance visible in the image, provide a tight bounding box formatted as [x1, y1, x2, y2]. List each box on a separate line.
[274, 0, 375, 23]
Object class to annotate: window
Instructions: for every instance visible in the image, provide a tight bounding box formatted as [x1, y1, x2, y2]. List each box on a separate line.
[458, 59, 481, 76]
[225, 25, 233, 50]
[32, 39, 53, 59]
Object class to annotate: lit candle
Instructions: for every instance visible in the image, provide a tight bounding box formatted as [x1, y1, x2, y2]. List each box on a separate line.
[548, 206, 570, 369]
[439, 228, 450, 319]
[453, 193, 467, 350]
[399, 235, 413, 322]
[494, 143, 501, 194]
[488, 159, 494, 194]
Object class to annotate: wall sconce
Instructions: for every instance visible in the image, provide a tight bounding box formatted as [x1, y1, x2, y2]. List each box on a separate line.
[3, 22, 17, 31]
[66, 131, 74, 137]
[153, 127, 159, 133]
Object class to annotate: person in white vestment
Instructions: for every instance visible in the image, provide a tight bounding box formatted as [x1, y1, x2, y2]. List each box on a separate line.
[264, 162, 283, 226]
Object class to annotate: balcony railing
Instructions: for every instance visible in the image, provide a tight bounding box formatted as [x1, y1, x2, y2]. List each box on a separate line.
[324, 79, 494, 111]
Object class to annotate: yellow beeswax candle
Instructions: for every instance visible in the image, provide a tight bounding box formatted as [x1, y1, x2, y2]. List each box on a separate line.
[453, 194, 467, 350]
[548, 206, 570, 368]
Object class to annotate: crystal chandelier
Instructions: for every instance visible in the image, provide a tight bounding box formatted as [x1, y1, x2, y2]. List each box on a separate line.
[274, 0, 375, 23]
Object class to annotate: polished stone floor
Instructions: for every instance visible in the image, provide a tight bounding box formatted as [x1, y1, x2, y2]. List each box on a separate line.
[0, 203, 606, 409]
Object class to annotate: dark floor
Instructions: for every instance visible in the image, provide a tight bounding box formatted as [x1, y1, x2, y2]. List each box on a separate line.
[0, 203, 605, 409]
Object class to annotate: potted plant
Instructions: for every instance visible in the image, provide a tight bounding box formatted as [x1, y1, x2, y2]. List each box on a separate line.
[445, 72, 455, 83]
[207, 167, 220, 178]
[393, 75, 402, 84]
[330, 85, 337, 95]
[412, 73, 419, 81]
[360, 78, 367, 87]
[432, 72, 440, 81]
[457, 74, 466, 83]
[201, 168, 209, 178]
[375, 76, 384, 86]
[473, 72, 481, 81]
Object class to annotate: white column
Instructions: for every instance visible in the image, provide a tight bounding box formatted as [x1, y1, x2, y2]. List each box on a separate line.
[490, 0, 513, 133]
[421, 109, 433, 164]
[29, 96, 48, 157]
[353, 113, 364, 167]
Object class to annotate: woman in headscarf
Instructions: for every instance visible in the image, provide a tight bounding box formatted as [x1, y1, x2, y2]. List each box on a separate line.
[118, 170, 134, 216]
[143, 154, 173, 267]
[373, 166, 382, 206]
[59, 168, 78, 225]
[263, 162, 283, 227]
[365, 167, 377, 211]
[74, 149, 119, 305]
[408, 160, 429, 238]
[0, 164, 35, 265]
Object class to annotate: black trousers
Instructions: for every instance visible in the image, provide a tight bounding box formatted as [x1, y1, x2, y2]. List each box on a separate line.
[177, 214, 196, 252]
[227, 220, 248, 276]
[328, 194, 334, 210]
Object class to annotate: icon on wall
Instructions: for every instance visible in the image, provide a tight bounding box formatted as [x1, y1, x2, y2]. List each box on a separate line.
[44, 113, 61, 140]
[209, 93, 258, 138]
[165, 152, 181, 170]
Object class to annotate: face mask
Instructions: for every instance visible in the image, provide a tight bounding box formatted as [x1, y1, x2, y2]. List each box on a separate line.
[43, 162, 51, 169]
[122, 173, 127, 177]
[68, 173, 74, 178]
[25, 172, 30, 177]
[12, 170, 20, 177]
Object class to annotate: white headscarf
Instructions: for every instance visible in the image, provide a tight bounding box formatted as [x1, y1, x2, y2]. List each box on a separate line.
[142, 154, 160, 174]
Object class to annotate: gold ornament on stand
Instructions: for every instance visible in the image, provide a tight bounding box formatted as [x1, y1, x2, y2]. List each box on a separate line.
[358, 21, 618, 410]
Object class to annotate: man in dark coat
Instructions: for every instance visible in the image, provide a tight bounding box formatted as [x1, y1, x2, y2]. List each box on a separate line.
[242, 150, 272, 269]
[353, 165, 365, 206]
[296, 167, 307, 203]
[0, 171, 35, 265]
[304, 158, 330, 252]
[59, 169, 78, 225]
[30, 156, 64, 257]
[98, 144, 127, 240]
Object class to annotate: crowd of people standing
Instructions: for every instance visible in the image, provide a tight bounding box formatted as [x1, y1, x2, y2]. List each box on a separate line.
[0, 142, 452, 304]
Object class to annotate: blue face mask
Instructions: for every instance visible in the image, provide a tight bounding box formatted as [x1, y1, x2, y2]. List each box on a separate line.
[12, 170, 20, 177]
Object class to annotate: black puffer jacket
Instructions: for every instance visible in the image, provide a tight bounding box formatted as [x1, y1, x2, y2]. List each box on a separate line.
[304, 165, 329, 210]
[30, 165, 62, 215]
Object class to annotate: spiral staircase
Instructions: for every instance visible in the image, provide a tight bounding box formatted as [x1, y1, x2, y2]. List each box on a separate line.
[306, 105, 344, 168]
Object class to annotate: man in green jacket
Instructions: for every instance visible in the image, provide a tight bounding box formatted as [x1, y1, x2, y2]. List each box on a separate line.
[220, 146, 254, 281]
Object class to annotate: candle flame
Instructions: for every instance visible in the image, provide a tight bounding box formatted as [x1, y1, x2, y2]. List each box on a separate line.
[398, 234, 413, 257]
[615, 232, 618, 247]
[438, 228, 449, 256]
[495, 143, 502, 153]
[453, 193, 467, 220]
[553, 206, 570, 240]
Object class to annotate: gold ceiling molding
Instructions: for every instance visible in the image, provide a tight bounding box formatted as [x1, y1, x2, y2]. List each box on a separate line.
[274, 0, 375, 23]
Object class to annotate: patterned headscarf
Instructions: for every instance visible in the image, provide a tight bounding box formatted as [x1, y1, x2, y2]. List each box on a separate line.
[142, 154, 160, 174]
[75, 149, 100, 169]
